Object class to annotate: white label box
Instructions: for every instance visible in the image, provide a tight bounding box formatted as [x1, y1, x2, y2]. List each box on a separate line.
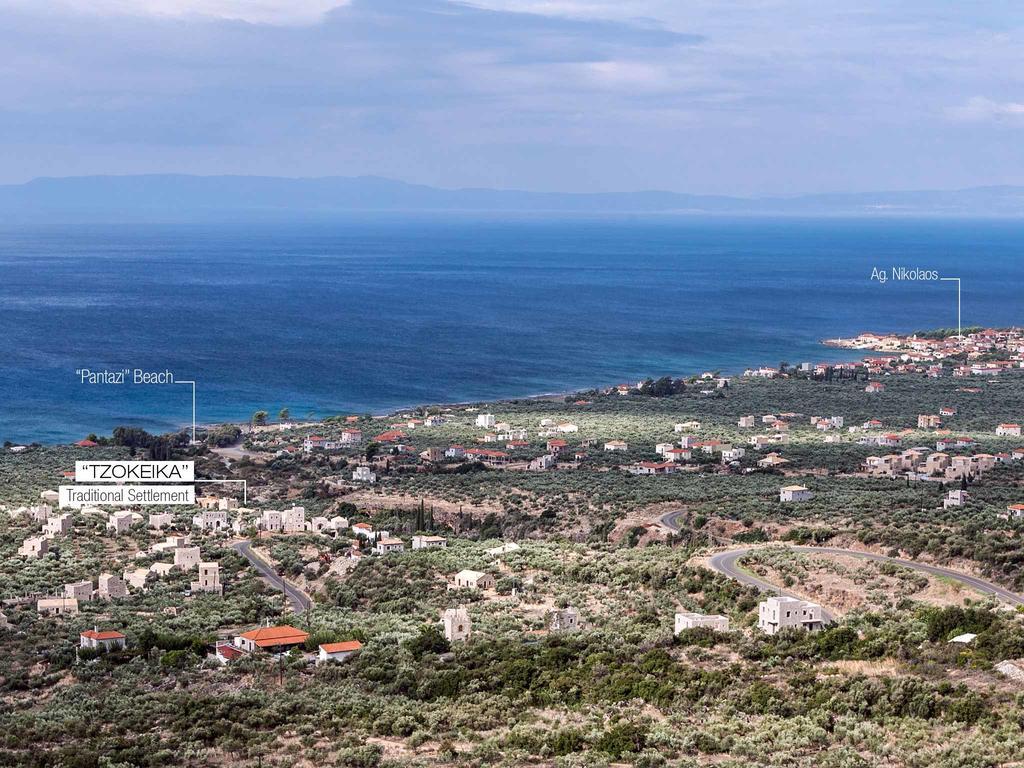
[75, 461, 194, 483]
[60, 485, 195, 508]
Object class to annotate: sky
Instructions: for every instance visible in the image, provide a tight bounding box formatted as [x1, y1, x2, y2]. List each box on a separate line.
[1, 0, 1023, 195]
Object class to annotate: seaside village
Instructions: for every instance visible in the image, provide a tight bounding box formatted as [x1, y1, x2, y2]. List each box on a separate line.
[5, 325, 1024, 661]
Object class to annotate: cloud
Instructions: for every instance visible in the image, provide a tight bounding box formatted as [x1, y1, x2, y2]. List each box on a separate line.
[947, 96, 1024, 123]
[0, 0, 349, 25]
[0, 0, 1023, 192]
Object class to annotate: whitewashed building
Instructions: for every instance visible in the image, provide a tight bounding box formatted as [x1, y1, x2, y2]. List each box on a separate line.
[675, 611, 729, 634]
[757, 596, 824, 634]
[443, 606, 472, 642]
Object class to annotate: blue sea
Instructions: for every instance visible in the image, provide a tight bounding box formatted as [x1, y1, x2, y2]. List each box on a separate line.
[2, 215, 1022, 444]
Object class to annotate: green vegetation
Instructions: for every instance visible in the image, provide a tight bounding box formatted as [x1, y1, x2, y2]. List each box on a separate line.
[5, 367, 1024, 766]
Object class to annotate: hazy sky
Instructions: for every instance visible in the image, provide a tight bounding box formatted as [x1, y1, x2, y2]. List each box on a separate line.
[2, 0, 1023, 194]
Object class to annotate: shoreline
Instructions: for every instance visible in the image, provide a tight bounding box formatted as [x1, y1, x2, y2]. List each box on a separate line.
[19, 346, 867, 446]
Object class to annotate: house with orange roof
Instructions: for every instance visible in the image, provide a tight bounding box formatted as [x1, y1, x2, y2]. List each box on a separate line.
[373, 430, 407, 443]
[317, 640, 363, 664]
[234, 624, 309, 653]
[80, 628, 127, 652]
[997, 423, 1022, 437]
[1001, 504, 1024, 520]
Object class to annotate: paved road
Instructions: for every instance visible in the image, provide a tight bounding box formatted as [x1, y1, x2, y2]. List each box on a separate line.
[708, 546, 1024, 616]
[230, 540, 312, 614]
[658, 508, 1024, 610]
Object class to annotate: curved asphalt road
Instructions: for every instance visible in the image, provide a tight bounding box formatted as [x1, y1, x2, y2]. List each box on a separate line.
[231, 540, 313, 614]
[659, 508, 1024, 611]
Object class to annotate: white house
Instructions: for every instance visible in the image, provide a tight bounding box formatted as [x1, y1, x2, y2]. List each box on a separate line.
[944, 489, 969, 508]
[106, 511, 135, 534]
[604, 440, 628, 452]
[997, 423, 1022, 437]
[452, 569, 495, 591]
[412, 535, 447, 550]
[548, 607, 580, 633]
[475, 413, 496, 428]
[192, 509, 229, 531]
[780, 485, 813, 502]
[674, 612, 729, 634]
[149, 513, 174, 530]
[191, 562, 223, 594]
[18, 536, 48, 559]
[302, 435, 328, 453]
[261, 510, 283, 532]
[443, 606, 472, 642]
[757, 596, 824, 634]
[282, 507, 306, 533]
[174, 546, 202, 571]
[375, 538, 405, 555]
[318, 640, 363, 664]
[80, 629, 127, 652]
[44, 513, 73, 536]
[529, 454, 556, 471]
[353, 466, 377, 484]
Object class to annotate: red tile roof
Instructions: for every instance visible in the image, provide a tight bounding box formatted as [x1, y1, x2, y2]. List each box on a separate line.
[238, 625, 309, 648]
[81, 629, 125, 641]
[320, 640, 363, 654]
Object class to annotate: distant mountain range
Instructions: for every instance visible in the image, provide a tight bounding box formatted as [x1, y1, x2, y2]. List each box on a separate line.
[2, 174, 1024, 222]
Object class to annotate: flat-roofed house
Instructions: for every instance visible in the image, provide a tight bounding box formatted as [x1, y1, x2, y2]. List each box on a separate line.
[375, 538, 405, 555]
[192, 509, 229, 531]
[548, 607, 580, 633]
[64, 580, 93, 602]
[97, 573, 128, 599]
[174, 546, 201, 571]
[443, 606, 472, 642]
[925, 452, 950, 474]
[106, 511, 135, 534]
[44, 513, 73, 536]
[352, 466, 377, 483]
[149, 512, 174, 530]
[280, 507, 305, 533]
[757, 596, 824, 634]
[234, 625, 310, 653]
[452, 569, 495, 591]
[18, 536, 48, 559]
[80, 629, 127, 652]
[412, 535, 447, 550]
[37, 597, 78, 616]
[603, 440, 628, 451]
[675, 612, 730, 634]
[318, 640, 363, 664]
[779, 485, 812, 502]
[191, 562, 223, 594]
[944, 490, 969, 508]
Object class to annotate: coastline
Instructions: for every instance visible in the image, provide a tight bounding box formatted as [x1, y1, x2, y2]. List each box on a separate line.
[162, 347, 868, 442]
